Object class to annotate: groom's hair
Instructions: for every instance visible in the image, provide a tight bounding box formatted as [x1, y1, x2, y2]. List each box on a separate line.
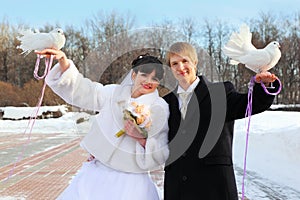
[166, 42, 198, 66]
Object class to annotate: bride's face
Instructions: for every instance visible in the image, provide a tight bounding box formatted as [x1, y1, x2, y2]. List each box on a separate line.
[131, 70, 160, 98]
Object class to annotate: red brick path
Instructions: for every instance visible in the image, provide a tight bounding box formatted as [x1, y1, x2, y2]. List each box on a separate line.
[0, 134, 87, 200]
[0, 133, 165, 200]
[0, 133, 248, 200]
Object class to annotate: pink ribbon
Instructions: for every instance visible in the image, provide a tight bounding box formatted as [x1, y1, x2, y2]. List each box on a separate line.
[5, 55, 54, 182]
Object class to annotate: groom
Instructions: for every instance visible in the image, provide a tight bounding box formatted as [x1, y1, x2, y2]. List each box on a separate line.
[163, 42, 280, 200]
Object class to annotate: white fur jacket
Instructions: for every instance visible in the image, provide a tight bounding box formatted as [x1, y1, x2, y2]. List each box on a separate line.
[45, 60, 169, 173]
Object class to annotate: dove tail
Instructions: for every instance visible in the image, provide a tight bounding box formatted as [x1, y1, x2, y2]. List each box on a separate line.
[16, 29, 36, 55]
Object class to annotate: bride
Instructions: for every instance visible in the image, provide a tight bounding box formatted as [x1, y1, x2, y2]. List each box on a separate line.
[36, 49, 169, 200]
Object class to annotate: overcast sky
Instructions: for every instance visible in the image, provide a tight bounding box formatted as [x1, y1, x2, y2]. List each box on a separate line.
[1, 0, 299, 28]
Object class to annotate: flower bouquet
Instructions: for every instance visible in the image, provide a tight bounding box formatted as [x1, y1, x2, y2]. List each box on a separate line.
[115, 102, 152, 138]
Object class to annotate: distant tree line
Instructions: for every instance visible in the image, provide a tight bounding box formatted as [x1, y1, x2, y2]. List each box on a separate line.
[0, 11, 299, 106]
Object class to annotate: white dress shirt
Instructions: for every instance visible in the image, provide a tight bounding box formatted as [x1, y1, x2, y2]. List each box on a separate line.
[177, 77, 200, 108]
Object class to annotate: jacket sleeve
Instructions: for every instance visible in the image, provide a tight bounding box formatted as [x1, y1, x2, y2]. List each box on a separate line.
[45, 60, 112, 111]
[225, 79, 278, 121]
[135, 99, 170, 171]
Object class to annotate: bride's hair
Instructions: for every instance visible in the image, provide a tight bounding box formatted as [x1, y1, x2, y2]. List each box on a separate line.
[131, 53, 164, 81]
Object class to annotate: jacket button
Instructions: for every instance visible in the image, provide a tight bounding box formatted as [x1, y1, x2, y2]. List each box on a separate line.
[182, 130, 186, 135]
[182, 176, 187, 181]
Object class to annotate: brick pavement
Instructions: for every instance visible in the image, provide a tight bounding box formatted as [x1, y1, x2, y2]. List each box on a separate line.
[0, 133, 165, 200]
[0, 134, 87, 200]
[0, 133, 246, 200]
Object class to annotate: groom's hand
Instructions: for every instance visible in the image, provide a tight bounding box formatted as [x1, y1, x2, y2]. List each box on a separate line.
[255, 72, 277, 86]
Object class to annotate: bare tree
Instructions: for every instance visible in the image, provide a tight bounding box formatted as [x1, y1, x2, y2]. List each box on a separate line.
[83, 11, 135, 83]
[0, 19, 11, 82]
[0, 11, 300, 105]
[62, 25, 91, 76]
[277, 13, 300, 104]
[179, 17, 199, 43]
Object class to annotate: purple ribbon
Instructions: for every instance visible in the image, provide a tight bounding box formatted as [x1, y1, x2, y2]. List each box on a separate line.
[241, 76, 282, 200]
[260, 77, 282, 96]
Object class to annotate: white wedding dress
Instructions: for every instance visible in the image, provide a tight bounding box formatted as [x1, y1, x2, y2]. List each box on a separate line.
[57, 159, 160, 200]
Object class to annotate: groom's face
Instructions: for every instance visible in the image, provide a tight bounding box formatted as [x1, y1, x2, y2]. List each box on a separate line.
[169, 54, 197, 85]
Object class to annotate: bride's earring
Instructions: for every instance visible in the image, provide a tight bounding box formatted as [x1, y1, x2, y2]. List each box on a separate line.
[131, 72, 136, 82]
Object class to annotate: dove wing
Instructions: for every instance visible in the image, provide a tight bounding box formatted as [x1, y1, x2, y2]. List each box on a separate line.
[238, 24, 256, 52]
[30, 33, 55, 51]
[222, 24, 256, 59]
[18, 32, 54, 53]
[238, 49, 272, 73]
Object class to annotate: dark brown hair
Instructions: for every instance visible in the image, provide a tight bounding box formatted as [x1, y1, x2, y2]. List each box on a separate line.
[131, 54, 164, 80]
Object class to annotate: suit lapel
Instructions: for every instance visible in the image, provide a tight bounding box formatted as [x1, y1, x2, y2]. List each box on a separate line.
[184, 77, 209, 120]
[170, 91, 181, 121]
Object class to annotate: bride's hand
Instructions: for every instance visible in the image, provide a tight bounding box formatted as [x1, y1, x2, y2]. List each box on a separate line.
[35, 49, 70, 72]
[124, 120, 146, 147]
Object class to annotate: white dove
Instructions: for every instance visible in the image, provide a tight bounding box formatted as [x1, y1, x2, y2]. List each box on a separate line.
[222, 24, 281, 73]
[17, 28, 66, 56]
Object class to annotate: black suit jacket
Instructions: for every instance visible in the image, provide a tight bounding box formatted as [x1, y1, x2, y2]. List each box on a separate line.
[163, 76, 277, 200]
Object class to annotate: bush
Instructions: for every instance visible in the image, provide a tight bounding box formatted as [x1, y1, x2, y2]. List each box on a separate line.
[20, 79, 65, 106]
[0, 81, 22, 106]
[0, 79, 66, 107]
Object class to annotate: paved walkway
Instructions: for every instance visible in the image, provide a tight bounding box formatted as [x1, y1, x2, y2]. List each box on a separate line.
[0, 133, 252, 200]
[0, 133, 165, 200]
[0, 133, 87, 200]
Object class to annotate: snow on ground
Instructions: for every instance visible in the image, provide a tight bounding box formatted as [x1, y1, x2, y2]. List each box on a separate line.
[233, 110, 300, 192]
[0, 105, 91, 135]
[0, 105, 68, 119]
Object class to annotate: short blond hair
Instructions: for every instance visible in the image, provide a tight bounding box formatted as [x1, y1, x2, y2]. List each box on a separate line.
[166, 42, 198, 66]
